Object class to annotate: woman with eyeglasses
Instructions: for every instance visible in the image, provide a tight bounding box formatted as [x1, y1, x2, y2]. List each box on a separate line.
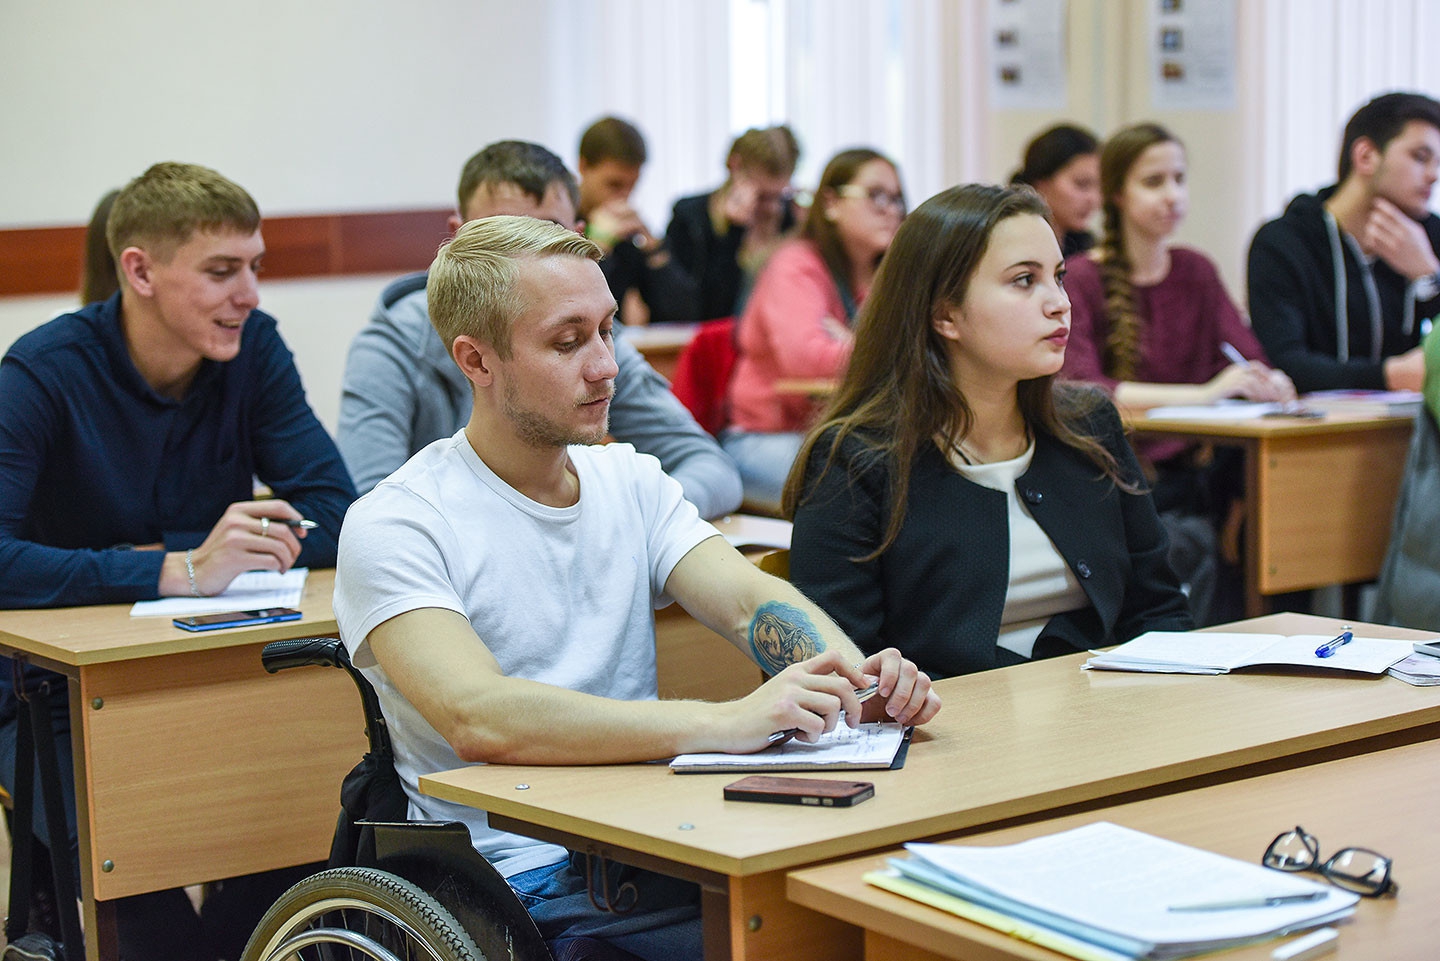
[722, 147, 905, 513]
[785, 183, 1192, 679]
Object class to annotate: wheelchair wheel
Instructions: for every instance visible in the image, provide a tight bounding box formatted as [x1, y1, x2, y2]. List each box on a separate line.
[241, 866, 486, 961]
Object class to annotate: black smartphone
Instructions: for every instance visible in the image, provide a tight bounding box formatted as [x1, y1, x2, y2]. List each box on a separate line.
[723, 775, 875, 807]
[172, 608, 302, 632]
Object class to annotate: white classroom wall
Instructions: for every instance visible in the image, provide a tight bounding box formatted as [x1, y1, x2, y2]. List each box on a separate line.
[5, 0, 1440, 434]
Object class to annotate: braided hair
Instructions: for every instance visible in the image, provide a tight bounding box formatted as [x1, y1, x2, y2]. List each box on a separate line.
[1097, 123, 1179, 382]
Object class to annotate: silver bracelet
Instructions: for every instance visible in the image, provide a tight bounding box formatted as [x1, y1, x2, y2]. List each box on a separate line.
[185, 548, 202, 597]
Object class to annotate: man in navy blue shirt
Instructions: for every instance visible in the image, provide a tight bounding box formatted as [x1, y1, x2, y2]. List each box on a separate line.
[0, 162, 355, 960]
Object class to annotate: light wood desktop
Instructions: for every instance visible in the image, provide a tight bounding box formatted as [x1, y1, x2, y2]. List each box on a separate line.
[1129, 409, 1413, 616]
[0, 569, 364, 961]
[788, 737, 1440, 961]
[418, 614, 1440, 961]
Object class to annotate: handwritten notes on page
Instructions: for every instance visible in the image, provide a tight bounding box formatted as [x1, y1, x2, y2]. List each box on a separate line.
[670, 721, 907, 773]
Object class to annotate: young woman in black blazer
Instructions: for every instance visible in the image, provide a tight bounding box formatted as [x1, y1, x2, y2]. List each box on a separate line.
[786, 184, 1192, 679]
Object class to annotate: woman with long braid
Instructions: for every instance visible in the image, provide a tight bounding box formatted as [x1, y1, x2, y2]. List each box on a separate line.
[1061, 123, 1296, 623]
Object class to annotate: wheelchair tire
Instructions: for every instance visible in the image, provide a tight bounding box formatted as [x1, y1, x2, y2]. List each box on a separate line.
[241, 865, 486, 961]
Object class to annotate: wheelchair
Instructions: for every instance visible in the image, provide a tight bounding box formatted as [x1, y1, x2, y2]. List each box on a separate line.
[244, 637, 642, 961]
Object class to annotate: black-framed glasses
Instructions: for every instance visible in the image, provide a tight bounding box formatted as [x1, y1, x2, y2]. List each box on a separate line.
[1262, 826, 1398, 897]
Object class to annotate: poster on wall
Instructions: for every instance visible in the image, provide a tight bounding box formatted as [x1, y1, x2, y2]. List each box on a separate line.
[988, 0, 1068, 111]
[1150, 0, 1237, 110]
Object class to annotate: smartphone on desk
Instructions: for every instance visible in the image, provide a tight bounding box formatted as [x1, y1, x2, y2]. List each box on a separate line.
[1413, 640, 1440, 659]
[173, 608, 302, 632]
[723, 775, 874, 807]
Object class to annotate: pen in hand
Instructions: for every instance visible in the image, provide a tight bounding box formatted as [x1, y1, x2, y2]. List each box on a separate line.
[1314, 629, 1353, 658]
[767, 681, 881, 745]
[282, 518, 318, 530]
[1220, 341, 1251, 369]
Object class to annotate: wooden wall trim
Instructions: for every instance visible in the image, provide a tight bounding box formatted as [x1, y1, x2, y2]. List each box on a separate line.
[0, 208, 453, 297]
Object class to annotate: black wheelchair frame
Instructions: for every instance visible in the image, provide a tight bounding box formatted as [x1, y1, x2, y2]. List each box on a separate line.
[246, 637, 640, 961]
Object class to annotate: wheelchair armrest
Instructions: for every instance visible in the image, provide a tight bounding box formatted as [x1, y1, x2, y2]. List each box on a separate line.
[261, 636, 348, 673]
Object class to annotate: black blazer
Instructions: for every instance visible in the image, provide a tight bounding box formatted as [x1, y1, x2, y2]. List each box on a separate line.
[791, 398, 1192, 678]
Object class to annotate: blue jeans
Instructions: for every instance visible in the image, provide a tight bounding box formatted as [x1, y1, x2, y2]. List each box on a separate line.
[720, 428, 804, 515]
[508, 853, 702, 961]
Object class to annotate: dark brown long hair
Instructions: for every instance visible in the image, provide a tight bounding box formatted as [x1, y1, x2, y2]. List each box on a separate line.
[803, 148, 896, 312]
[1098, 123, 1180, 382]
[783, 183, 1131, 557]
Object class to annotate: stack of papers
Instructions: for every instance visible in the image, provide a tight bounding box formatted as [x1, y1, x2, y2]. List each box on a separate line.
[1084, 631, 1412, 675]
[670, 721, 907, 773]
[130, 568, 309, 618]
[1301, 389, 1422, 417]
[1387, 652, 1440, 686]
[870, 822, 1355, 960]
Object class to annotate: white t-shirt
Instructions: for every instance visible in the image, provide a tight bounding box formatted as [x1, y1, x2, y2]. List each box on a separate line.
[334, 431, 716, 877]
[954, 443, 1090, 659]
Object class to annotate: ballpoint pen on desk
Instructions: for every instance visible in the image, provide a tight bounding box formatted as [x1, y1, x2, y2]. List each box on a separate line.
[1314, 629, 1354, 658]
[767, 681, 881, 744]
[1168, 892, 1327, 912]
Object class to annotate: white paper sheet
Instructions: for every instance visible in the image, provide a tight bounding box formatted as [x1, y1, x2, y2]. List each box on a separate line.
[130, 568, 308, 618]
[670, 721, 905, 772]
[905, 823, 1354, 954]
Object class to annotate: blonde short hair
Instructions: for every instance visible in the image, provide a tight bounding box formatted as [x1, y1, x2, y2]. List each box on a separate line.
[427, 216, 601, 359]
[107, 162, 260, 264]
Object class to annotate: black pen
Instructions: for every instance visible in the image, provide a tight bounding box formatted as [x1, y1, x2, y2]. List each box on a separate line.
[282, 518, 318, 530]
[767, 681, 881, 745]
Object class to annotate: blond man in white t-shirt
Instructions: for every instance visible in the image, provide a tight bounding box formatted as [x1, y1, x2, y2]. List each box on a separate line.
[334, 215, 940, 960]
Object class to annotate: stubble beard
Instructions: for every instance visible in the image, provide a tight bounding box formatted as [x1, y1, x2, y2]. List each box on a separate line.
[503, 379, 610, 449]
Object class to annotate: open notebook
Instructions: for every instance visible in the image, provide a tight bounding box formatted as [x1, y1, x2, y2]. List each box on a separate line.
[670, 721, 909, 773]
[1084, 631, 1412, 675]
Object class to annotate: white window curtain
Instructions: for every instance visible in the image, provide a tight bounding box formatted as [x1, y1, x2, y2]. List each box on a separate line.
[1255, 0, 1440, 220]
[727, 0, 987, 207]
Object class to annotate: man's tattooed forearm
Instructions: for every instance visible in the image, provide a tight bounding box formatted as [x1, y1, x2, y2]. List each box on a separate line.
[749, 601, 826, 674]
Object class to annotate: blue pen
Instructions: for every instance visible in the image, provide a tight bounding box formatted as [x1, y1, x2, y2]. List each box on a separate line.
[1314, 630, 1353, 658]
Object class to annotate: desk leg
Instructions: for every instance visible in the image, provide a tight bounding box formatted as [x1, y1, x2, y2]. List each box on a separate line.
[1243, 438, 1267, 618]
[716, 871, 860, 961]
[64, 675, 117, 961]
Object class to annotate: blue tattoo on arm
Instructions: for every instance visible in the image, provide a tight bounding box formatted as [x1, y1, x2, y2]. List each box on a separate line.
[749, 601, 826, 675]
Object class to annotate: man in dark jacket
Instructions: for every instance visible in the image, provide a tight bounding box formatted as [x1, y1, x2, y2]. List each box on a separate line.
[1248, 91, 1440, 393]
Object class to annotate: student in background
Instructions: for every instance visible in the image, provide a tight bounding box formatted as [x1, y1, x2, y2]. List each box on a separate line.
[576, 116, 697, 324]
[80, 188, 120, 304]
[335, 215, 940, 961]
[787, 184, 1191, 679]
[338, 140, 742, 517]
[666, 124, 800, 320]
[1011, 123, 1102, 258]
[722, 148, 904, 513]
[1249, 91, 1440, 393]
[0, 162, 356, 961]
[1060, 122, 1293, 624]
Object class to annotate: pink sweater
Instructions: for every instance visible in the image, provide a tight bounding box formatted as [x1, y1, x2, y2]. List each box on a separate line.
[728, 240, 857, 433]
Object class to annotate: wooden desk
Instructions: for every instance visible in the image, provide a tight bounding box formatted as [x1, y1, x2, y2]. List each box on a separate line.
[622, 322, 698, 382]
[788, 736, 1440, 960]
[1129, 411, 1414, 615]
[0, 569, 366, 961]
[419, 614, 1440, 961]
